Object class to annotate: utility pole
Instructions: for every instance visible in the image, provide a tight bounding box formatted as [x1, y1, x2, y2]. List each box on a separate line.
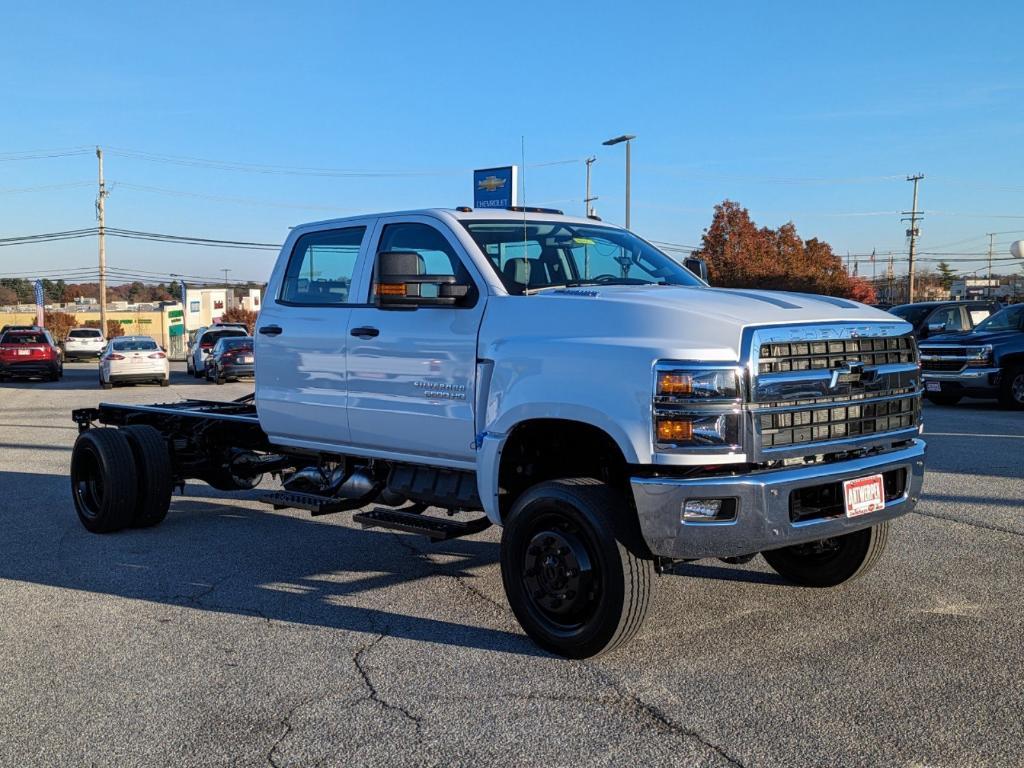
[96, 147, 109, 335]
[902, 174, 924, 302]
[583, 156, 598, 217]
[223, 268, 231, 285]
[987, 232, 995, 298]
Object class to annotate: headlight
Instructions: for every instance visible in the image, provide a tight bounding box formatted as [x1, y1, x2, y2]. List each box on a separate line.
[655, 367, 739, 402]
[966, 345, 993, 367]
[653, 364, 742, 451]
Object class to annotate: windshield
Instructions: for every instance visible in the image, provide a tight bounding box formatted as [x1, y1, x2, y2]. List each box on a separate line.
[974, 304, 1024, 332]
[461, 220, 704, 295]
[219, 337, 253, 350]
[888, 305, 931, 325]
[205, 330, 246, 345]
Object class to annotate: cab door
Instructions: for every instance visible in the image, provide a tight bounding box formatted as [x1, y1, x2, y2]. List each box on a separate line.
[256, 222, 373, 449]
[345, 216, 485, 465]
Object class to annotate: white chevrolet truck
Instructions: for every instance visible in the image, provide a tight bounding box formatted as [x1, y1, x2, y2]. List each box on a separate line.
[70, 207, 926, 658]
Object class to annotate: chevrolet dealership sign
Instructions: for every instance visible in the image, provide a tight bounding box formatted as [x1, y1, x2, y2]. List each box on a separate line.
[473, 165, 518, 209]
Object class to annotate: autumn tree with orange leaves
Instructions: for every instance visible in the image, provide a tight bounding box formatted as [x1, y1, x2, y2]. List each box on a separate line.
[692, 200, 873, 302]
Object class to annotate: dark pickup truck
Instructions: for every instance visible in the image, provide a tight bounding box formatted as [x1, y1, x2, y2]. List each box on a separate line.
[889, 300, 1000, 340]
[919, 303, 1024, 408]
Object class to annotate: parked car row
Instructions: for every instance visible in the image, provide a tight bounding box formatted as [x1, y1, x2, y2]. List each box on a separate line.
[0, 323, 255, 388]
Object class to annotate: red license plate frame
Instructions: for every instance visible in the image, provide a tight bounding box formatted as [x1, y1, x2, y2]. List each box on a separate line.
[842, 474, 885, 518]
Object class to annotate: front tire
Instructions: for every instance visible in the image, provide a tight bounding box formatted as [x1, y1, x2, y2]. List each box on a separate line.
[500, 478, 653, 659]
[998, 367, 1024, 410]
[925, 393, 961, 406]
[70, 428, 139, 533]
[762, 522, 890, 587]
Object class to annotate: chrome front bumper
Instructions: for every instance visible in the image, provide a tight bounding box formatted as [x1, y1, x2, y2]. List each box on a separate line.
[921, 367, 1000, 391]
[631, 439, 926, 560]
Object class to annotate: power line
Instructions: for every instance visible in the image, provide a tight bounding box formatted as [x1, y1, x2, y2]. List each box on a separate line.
[105, 146, 583, 178]
[0, 147, 93, 162]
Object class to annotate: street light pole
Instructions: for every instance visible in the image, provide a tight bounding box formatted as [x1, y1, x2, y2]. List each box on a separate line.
[602, 134, 636, 229]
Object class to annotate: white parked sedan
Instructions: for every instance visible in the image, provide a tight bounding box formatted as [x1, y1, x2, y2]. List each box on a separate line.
[99, 336, 170, 389]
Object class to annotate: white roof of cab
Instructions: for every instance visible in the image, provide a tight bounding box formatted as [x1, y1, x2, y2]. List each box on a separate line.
[294, 208, 619, 232]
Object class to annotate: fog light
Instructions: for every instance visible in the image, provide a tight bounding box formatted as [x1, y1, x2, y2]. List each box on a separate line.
[657, 418, 693, 442]
[684, 499, 733, 524]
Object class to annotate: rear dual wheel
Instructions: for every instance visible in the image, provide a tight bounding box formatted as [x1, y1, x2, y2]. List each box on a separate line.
[70, 426, 172, 532]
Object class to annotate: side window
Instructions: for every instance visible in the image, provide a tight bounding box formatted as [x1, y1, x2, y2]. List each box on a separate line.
[931, 307, 964, 331]
[371, 222, 477, 304]
[280, 226, 366, 305]
[968, 309, 991, 326]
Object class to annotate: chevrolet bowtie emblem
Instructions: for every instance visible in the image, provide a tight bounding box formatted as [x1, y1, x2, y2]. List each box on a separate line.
[477, 175, 506, 192]
[830, 361, 865, 389]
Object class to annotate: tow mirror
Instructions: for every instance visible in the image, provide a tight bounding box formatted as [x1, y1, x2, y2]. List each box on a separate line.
[374, 251, 470, 308]
[683, 256, 710, 284]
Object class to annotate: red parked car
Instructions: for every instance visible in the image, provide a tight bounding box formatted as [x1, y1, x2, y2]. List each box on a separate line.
[0, 329, 64, 381]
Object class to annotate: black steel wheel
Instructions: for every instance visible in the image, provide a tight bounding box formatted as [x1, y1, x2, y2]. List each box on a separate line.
[998, 367, 1024, 410]
[500, 478, 653, 659]
[762, 522, 890, 587]
[121, 425, 173, 528]
[70, 428, 139, 533]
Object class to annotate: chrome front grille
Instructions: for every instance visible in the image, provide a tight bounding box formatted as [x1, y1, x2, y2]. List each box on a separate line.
[746, 323, 921, 460]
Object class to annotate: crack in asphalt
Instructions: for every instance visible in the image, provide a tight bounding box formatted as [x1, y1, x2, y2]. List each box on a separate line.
[352, 632, 424, 736]
[384, 528, 741, 764]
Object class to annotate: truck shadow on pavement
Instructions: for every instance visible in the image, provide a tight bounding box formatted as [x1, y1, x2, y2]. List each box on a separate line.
[0, 470, 546, 657]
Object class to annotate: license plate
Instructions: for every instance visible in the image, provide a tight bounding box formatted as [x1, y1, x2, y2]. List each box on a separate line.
[843, 474, 885, 518]
[16, 349, 29, 356]
[130, 357, 144, 364]
[241, 356, 253, 363]
[925, 380, 941, 392]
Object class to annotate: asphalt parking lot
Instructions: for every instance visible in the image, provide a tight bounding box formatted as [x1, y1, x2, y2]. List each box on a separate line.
[0, 361, 1021, 767]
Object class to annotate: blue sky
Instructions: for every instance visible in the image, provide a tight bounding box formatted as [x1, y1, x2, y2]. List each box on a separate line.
[1, 0, 1022, 283]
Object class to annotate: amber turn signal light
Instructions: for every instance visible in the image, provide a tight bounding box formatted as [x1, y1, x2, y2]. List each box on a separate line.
[657, 418, 693, 442]
[657, 372, 693, 396]
[376, 283, 407, 296]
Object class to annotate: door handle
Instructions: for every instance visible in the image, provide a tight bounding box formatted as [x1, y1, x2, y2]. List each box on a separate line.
[258, 325, 283, 336]
[350, 326, 380, 339]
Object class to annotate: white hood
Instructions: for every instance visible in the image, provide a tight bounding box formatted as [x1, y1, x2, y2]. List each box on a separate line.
[484, 285, 905, 361]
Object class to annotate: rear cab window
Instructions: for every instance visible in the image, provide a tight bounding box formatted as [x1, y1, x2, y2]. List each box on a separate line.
[68, 329, 102, 339]
[112, 339, 158, 352]
[280, 226, 367, 305]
